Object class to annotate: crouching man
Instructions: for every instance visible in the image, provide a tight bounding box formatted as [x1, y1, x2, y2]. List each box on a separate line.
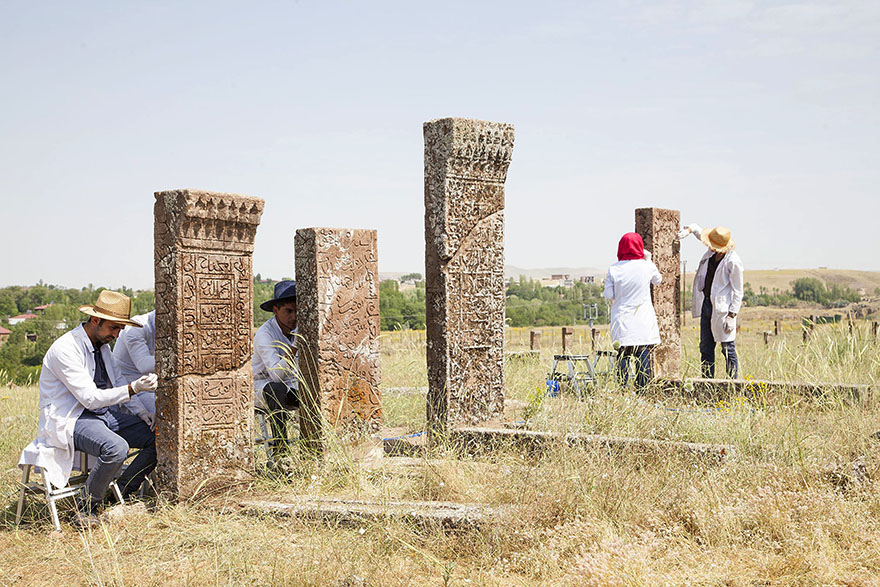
[19, 290, 158, 528]
[253, 281, 300, 452]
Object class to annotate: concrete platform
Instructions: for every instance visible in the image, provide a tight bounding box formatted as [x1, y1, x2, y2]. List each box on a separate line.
[239, 496, 503, 530]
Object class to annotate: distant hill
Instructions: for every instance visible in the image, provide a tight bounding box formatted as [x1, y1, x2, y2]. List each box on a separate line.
[382, 266, 880, 295]
[503, 265, 605, 281]
[683, 268, 880, 295]
[380, 265, 605, 282]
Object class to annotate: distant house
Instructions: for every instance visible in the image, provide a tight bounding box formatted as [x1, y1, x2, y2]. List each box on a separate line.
[33, 302, 54, 314]
[0, 326, 10, 346]
[8, 313, 38, 326]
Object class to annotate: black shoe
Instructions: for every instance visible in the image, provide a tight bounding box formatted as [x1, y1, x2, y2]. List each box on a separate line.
[73, 495, 100, 529]
[72, 510, 100, 529]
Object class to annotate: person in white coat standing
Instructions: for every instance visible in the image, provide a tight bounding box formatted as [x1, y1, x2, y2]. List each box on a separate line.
[603, 232, 662, 390]
[19, 290, 158, 528]
[682, 224, 744, 379]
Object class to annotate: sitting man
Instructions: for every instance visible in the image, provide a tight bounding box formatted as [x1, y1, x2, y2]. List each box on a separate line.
[19, 290, 158, 528]
[113, 310, 157, 427]
[252, 280, 300, 452]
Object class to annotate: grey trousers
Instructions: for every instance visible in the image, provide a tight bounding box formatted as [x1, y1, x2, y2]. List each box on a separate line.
[73, 408, 156, 511]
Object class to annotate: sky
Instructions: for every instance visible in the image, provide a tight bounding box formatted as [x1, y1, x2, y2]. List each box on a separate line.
[1, 0, 878, 289]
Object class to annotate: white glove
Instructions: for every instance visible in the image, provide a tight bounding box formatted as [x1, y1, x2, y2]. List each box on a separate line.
[678, 223, 702, 240]
[723, 315, 736, 334]
[137, 410, 155, 430]
[132, 373, 158, 393]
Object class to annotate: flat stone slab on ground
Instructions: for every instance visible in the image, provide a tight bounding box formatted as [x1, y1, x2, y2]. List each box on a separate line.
[383, 426, 734, 462]
[451, 427, 735, 462]
[239, 497, 502, 530]
[662, 378, 870, 401]
[504, 350, 540, 361]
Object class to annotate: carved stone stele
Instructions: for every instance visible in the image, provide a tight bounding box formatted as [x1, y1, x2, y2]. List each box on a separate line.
[154, 189, 264, 499]
[295, 227, 381, 452]
[424, 117, 515, 432]
[635, 207, 681, 380]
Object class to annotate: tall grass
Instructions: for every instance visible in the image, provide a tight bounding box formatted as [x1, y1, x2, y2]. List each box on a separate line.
[1, 313, 879, 584]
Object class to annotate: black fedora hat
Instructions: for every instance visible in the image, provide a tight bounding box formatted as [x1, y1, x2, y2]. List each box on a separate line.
[260, 280, 296, 312]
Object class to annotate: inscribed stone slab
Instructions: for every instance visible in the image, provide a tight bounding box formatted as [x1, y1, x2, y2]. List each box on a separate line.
[635, 207, 681, 380]
[295, 227, 381, 450]
[424, 117, 515, 430]
[154, 189, 264, 498]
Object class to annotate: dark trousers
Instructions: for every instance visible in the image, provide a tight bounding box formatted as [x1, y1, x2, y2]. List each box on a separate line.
[73, 408, 156, 511]
[617, 345, 652, 390]
[700, 297, 739, 379]
[262, 382, 299, 449]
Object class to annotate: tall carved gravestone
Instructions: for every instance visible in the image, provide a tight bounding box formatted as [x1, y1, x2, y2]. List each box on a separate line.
[154, 189, 264, 498]
[295, 227, 381, 451]
[635, 207, 681, 380]
[424, 117, 515, 431]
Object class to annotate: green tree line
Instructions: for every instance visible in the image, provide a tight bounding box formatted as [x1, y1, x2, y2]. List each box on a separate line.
[743, 278, 861, 309]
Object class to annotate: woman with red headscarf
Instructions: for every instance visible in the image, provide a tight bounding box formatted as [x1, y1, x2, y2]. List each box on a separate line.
[603, 232, 662, 389]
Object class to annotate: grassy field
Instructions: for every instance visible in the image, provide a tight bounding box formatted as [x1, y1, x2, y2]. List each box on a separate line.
[2, 317, 880, 585]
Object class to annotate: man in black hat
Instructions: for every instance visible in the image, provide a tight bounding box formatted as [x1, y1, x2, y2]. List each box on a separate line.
[252, 280, 300, 451]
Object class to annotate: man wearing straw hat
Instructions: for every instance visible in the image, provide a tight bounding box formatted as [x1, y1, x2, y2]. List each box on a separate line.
[681, 224, 744, 379]
[252, 280, 300, 452]
[19, 290, 159, 528]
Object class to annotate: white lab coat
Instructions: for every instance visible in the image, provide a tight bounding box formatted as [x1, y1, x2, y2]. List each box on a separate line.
[603, 259, 662, 346]
[252, 317, 299, 411]
[19, 325, 130, 489]
[113, 311, 156, 418]
[113, 311, 155, 382]
[692, 248, 744, 343]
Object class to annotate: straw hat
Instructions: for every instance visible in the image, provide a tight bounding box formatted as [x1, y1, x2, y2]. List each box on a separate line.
[701, 226, 735, 253]
[78, 290, 142, 327]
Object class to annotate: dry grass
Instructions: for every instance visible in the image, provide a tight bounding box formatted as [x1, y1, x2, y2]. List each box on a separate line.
[1, 318, 880, 585]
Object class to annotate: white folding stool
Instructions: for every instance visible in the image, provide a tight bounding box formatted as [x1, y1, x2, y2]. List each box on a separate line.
[15, 451, 124, 532]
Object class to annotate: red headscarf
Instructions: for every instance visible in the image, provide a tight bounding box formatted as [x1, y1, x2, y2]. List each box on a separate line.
[617, 232, 645, 261]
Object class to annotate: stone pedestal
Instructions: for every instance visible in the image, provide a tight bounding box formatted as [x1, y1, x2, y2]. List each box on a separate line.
[424, 117, 515, 431]
[154, 189, 264, 499]
[295, 227, 381, 451]
[635, 207, 681, 380]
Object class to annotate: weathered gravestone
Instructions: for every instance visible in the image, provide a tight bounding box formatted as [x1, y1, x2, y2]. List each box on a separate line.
[295, 227, 381, 451]
[635, 207, 681, 380]
[530, 330, 541, 351]
[562, 327, 574, 353]
[154, 189, 264, 498]
[424, 117, 515, 431]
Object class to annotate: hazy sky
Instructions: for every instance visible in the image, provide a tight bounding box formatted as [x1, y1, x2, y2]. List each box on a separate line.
[1, 1, 878, 289]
